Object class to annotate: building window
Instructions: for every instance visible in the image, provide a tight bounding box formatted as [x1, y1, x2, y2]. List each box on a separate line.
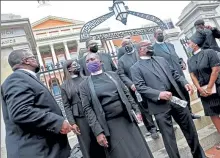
[57, 55, 66, 67]
[36, 32, 47, 38]
[61, 29, 71, 34]
[166, 21, 175, 29]
[70, 53, 77, 60]
[50, 79, 60, 96]
[49, 31, 59, 36]
[44, 58, 53, 70]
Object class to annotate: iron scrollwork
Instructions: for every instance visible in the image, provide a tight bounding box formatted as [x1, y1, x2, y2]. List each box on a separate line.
[128, 10, 168, 30]
[90, 26, 160, 41]
[80, 12, 115, 42]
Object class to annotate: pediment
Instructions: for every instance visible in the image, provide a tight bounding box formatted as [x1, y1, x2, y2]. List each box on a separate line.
[32, 16, 84, 30]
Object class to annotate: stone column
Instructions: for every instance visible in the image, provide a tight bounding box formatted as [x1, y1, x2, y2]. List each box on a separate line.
[109, 40, 116, 55]
[102, 40, 109, 53]
[63, 42, 71, 60]
[50, 44, 58, 64]
[106, 40, 112, 54]
[36, 47, 44, 66]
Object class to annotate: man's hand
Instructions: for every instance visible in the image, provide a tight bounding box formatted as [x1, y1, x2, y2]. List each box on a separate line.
[185, 84, 194, 95]
[198, 87, 208, 97]
[205, 25, 212, 30]
[159, 91, 172, 100]
[96, 133, 108, 147]
[136, 113, 143, 122]
[205, 87, 213, 96]
[60, 120, 73, 134]
[72, 124, 81, 135]
[130, 84, 136, 92]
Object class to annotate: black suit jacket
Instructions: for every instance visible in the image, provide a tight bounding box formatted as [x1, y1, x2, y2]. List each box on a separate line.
[1, 70, 70, 158]
[117, 43, 139, 60]
[117, 51, 138, 88]
[79, 71, 139, 137]
[153, 42, 184, 77]
[61, 77, 85, 125]
[194, 28, 220, 52]
[78, 52, 117, 77]
[131, 57, 188, 115]
[117, 47, 126, 60]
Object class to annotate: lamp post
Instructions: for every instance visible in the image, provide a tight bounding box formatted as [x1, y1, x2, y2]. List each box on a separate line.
[109, 0, 129, 25]
[80, 0, 168, 42]
[37, 0, 51, 8]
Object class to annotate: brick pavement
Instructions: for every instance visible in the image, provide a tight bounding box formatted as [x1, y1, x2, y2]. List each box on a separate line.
[205, 145, 220, 158]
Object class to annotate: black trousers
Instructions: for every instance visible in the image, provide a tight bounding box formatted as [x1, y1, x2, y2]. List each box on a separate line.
[130, 91, 156, 132]
[75, 117, 106, 158]
[139, 101, 157, 132]
[154, 103, 206, 158]
[180, 86, 192, 113]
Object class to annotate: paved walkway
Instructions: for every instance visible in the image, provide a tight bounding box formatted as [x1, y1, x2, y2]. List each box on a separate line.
[205, 145, 220, 158]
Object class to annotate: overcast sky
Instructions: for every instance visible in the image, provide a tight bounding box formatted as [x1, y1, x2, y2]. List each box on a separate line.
[1, 1, 190, 31]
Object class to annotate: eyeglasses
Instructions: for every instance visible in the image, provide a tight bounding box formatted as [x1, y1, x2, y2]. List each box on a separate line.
[24, 56, 36, 61]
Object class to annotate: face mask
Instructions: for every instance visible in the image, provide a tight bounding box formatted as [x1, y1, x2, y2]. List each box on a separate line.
[35, 65, 40, 73]
[186, 46, 194, 54]
[90, 45, 98, 53]
[157, 36, 164, 42]
[73, 65, 80, 74]
[87, 61, 101, 73]
[125, 45, 134, 54]
[147, 50, 154, 56]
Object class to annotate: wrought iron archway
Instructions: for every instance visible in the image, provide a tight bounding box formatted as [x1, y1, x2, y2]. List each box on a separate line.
[80, 0, 168, 42]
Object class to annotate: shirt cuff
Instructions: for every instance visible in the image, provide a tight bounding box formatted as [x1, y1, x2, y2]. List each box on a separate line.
[158, 95, 160, 100]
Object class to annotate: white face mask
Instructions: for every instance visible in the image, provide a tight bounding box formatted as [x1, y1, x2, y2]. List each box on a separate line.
[71, 74, 78, 78]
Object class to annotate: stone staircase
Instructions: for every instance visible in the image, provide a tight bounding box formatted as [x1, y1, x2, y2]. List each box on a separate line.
[67, 90, 220, 157]
[149, 90, 220, 157]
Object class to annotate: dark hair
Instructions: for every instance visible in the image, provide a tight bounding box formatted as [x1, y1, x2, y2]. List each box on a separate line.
[62, 59, 81, 96]
[194, 19, 205, 27]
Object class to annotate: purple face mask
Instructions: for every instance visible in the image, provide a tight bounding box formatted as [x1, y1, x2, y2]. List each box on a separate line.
[87, 61, 101, 73]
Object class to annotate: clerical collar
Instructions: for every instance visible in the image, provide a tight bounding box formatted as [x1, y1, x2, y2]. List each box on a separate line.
[140, 56, 151, 60]
[91, 69, 103, 76]
[19, 69, 37, 78]
[156, 41, 164, 44]
[193, 48, 202, 55]
[71, 74, 78, 78]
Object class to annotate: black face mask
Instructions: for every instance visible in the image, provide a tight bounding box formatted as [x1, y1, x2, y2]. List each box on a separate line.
[90, 45, 98, 53]
[125, 45, 133, 53]
[73, 65, 80, 74]
[157, 36, 164, 42]
[35, 65, 40, 73]
[147, 50, 154, 56]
